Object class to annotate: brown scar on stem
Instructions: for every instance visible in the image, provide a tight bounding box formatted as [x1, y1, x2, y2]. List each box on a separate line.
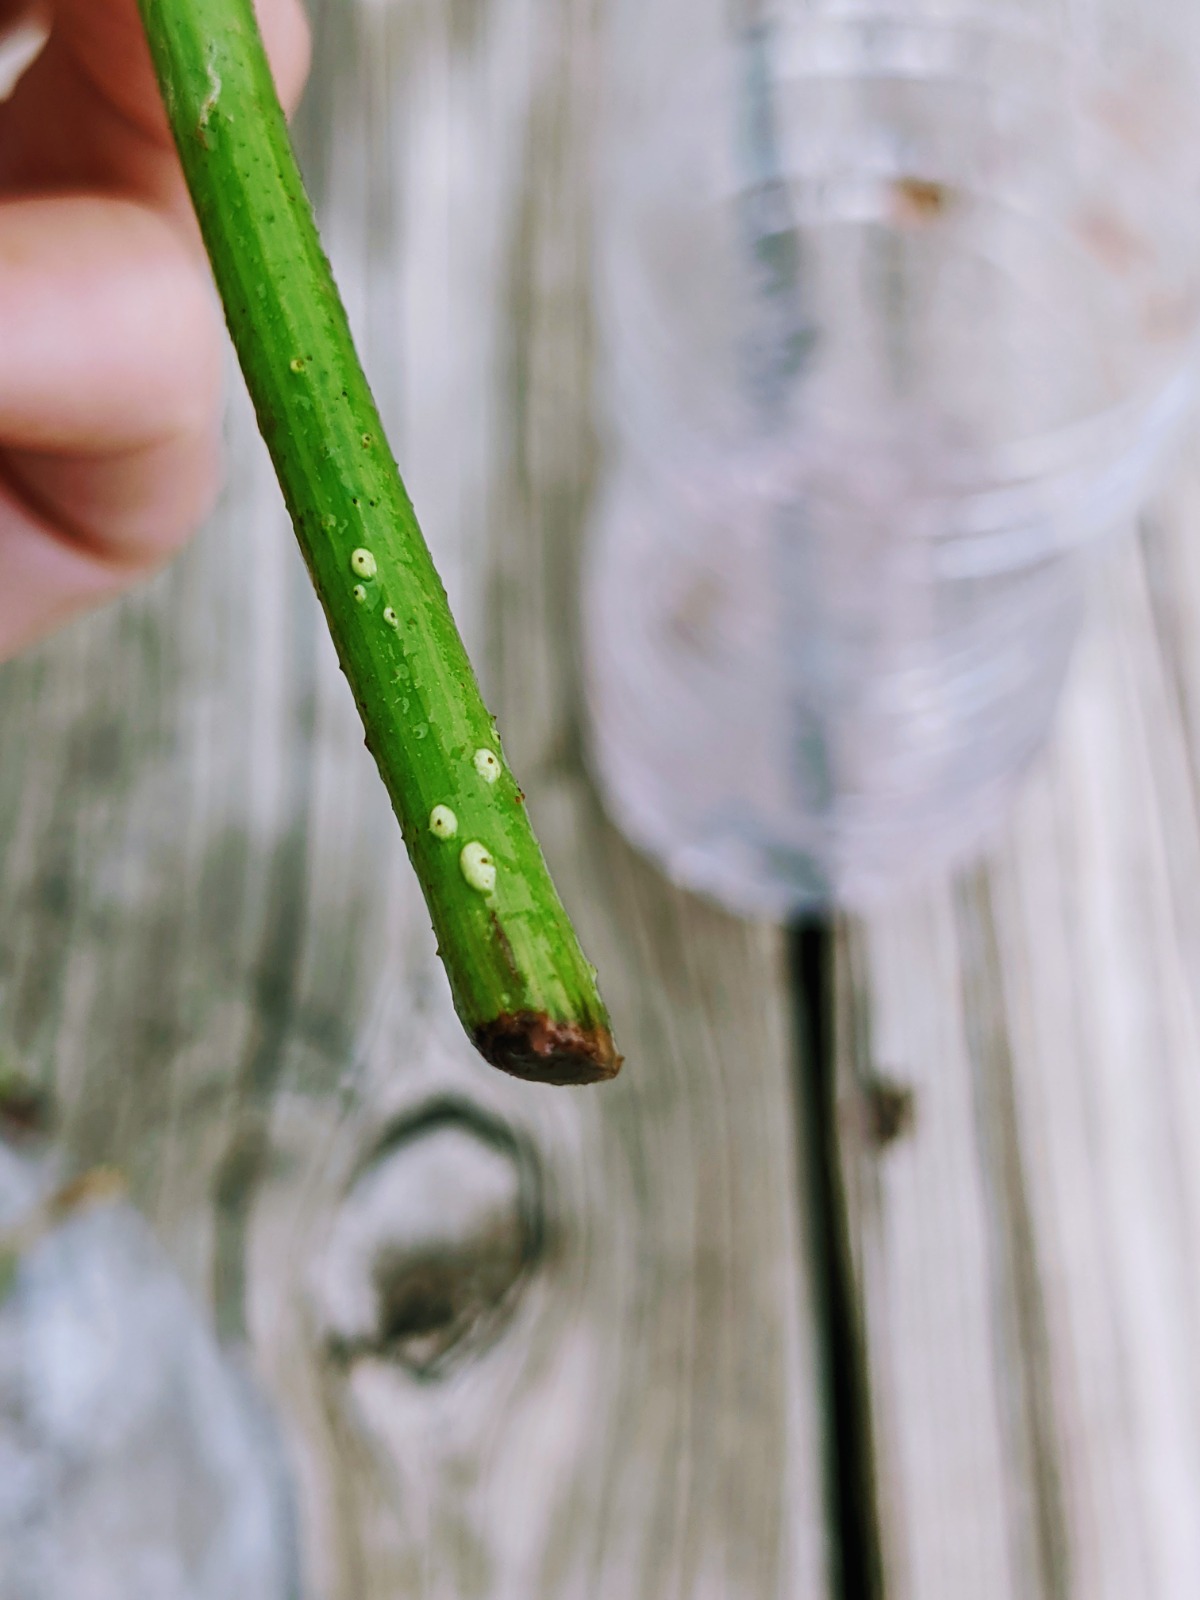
[487, 908, 521, 987]
[474, 1013, 623, 1086]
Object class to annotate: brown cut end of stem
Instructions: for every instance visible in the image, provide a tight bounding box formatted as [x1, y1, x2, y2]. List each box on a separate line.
[473, 1013, 623, 1086]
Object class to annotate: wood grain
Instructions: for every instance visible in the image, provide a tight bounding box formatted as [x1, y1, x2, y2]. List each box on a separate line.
[0, 0, 830, 1593]
[838, 448, 1200, 1598]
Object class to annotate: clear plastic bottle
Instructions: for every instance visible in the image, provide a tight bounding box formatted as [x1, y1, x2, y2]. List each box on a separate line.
[584, 0, 1200, 914]
[0, 1156, 295, 1600]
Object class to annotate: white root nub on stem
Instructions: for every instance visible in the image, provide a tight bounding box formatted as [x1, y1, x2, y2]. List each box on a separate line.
[460, 841, 496, 894]
[473, 748, 501, 783]
[429, 805, 458, 839]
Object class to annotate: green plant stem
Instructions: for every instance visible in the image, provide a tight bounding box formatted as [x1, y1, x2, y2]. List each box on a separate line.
[137, 0, 619, 1084]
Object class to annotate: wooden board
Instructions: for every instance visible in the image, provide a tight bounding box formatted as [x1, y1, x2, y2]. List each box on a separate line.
[8, 0, 1200, 1592]
[838, 456, 1200, 1599]
[0, 0, 830, 1594]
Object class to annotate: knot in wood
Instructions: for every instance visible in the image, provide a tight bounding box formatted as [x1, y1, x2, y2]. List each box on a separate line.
[310, 1103, 540, 1380]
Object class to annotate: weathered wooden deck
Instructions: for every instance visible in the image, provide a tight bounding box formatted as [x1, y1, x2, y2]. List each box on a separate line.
[2, 0, 1200, 1593]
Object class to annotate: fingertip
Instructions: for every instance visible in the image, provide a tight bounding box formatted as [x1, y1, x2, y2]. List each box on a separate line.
[3, 407, 224, 569]
[0, 193, 226, 635]
[0, 415, 223, 661]
[0, 195, 224, 453]
[257, 0, 312, 119]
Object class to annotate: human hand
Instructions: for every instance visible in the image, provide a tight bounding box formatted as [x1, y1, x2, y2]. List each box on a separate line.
[0, 0, 310, 659]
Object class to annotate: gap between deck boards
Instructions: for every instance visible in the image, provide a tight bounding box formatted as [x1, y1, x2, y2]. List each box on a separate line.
[789, 922, 886, 1600]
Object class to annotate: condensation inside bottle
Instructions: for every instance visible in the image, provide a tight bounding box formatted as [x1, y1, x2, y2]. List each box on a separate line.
[584, 0, 1200, 914]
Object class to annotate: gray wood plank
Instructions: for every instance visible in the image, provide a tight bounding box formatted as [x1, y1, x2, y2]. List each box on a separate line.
[0, 0, 831, 1593]
[839, 439, 1200, 1598]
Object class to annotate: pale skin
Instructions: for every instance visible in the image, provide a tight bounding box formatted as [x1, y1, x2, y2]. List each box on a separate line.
[0, 0, 311, 659]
